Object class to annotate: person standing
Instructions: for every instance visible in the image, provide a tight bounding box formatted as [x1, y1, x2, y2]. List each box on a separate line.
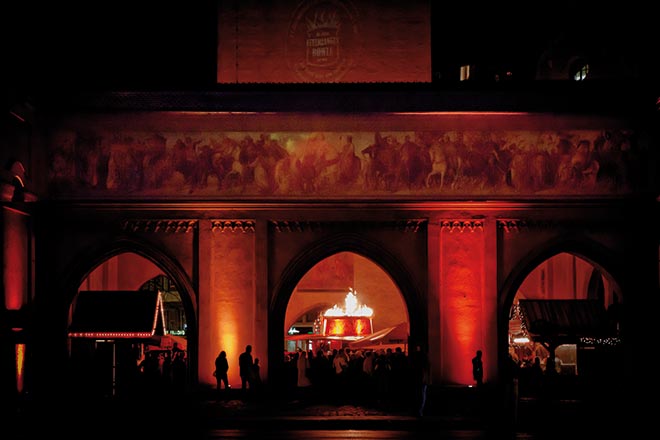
[296, 350, 312, 388]
[214, 350, 230, 394]
[252, 357, 263, 390]
[238, 345, 254, 390]
[410, 345, 431, 417]
[472, 349, 484, 387]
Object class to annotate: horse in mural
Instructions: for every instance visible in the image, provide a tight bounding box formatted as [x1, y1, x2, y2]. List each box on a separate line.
[425, 134, 461, 191]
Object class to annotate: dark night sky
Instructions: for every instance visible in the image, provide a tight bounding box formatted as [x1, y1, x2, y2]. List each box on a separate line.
[5, 1, 658, 96]
[7, 1, 219, 91]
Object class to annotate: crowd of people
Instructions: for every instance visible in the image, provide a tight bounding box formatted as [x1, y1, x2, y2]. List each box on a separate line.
[214, 344, 263, 396]
[213, 344, 432, 414]
[137, 342, 187, 394]
[282, 345, 431, 414]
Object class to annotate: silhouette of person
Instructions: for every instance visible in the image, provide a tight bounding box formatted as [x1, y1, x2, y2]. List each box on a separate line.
[139, 350, 161, 392]
[472, 350, 484, 387]
[607, 294, 623, 335]
[410, 345, 431, 417]
[529, 356, 544, 395]
[296, 350, 312, 388]
[171, 342, 184, 356]
[214, 350, 230, 393]
[171, 350, 186, 393]
[238, 345, 254, 390]
[252, 358, 263, 391]
[504, 353, 520, 425]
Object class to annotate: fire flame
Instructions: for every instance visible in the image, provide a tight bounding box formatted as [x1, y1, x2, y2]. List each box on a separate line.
[324, 288, 373, 317]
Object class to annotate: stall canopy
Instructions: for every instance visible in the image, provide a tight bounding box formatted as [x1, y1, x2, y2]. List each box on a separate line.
[68, 290, 165, 339]
[286, 321, 409, 350]
[519, 299, 611, 346]
[348, 322, 409, 350]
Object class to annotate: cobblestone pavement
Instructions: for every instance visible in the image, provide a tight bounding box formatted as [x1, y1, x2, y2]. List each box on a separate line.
[12, 385, 632, 440]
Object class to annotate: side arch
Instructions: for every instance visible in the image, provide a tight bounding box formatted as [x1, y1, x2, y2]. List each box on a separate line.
[57, 234, 199, 385]
[498, 233, 624, 381]
[500, 235, 623, 314]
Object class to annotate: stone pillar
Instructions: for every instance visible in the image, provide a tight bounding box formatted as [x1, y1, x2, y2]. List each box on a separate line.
[427, 222, 442, 382]
[439, 220, 490, 385]
[483, 219, 499, 383]
[197, 219, 213, 388]
[200, 220, 256, 389]
[253, 220, 269, 382]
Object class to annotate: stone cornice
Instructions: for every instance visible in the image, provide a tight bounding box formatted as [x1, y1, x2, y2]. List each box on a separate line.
[496, 218, 622, 232]
[211, 220, 256, 233]
[439, 220, 484, 232]
[271, 219, 426, 233]
[497, 219, 544, 233]
[121, 219, 197, 233]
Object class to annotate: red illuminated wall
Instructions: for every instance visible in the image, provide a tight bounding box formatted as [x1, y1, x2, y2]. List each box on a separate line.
[217, 0, 431, 83]
[82, 253, 162, 291]
[3, 207, 29, 311]
[439, 222, 492, 385]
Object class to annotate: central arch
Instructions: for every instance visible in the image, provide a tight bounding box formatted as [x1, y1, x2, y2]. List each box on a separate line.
[269, 231, 426, 389]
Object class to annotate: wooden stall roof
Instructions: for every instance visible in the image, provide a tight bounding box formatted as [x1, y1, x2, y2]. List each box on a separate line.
[519, 299, 611, 344]
[68, 290, 165, 339]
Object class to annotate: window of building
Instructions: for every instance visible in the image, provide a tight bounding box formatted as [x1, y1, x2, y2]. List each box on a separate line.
[572, 62, 589, 81]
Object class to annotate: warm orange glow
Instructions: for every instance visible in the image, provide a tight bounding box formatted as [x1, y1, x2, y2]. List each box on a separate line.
[323, 317, 372, 337]
[16, 344, 25, 393]
[324, 288, 373, 317]
[213, 303, 244, 388]
[158, 291, 167, 333]
[320, 288, 374, 338]
[326, 318, 345, 336]
[440, 225, 486, 385]
[69, 331, 156, 338]
[355, 318, 366, 335]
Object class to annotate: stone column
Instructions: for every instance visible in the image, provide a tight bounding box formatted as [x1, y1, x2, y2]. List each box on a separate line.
[439, 219, 490, 385]
[203, 220, 256, 389]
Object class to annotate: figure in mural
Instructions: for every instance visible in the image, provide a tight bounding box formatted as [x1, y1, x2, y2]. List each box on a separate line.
[251, 134, 288, 194]
[337, 135, 362, 188]
[398, 134, 430, 190]
[428, 132, 465, 190]
[472, 349, 484, 387]
[361, 132, 400, 191]
[48, 128, 638, 198]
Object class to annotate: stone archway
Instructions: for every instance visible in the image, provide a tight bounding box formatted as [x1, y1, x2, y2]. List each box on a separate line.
[500, 236, 625, 404]
[269, 229, 426, 389]
[60, 237, 198, 395]
[284, 251, 410, 353]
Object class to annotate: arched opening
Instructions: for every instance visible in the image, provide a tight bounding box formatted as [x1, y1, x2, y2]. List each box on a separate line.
[281, 251, 410, 402]
[507, 252, 623, 400]
[1, 159, 28, 202]
[67, 252, 191, 399]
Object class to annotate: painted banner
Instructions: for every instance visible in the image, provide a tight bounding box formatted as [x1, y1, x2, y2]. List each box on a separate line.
[217, 0, 432, 83]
